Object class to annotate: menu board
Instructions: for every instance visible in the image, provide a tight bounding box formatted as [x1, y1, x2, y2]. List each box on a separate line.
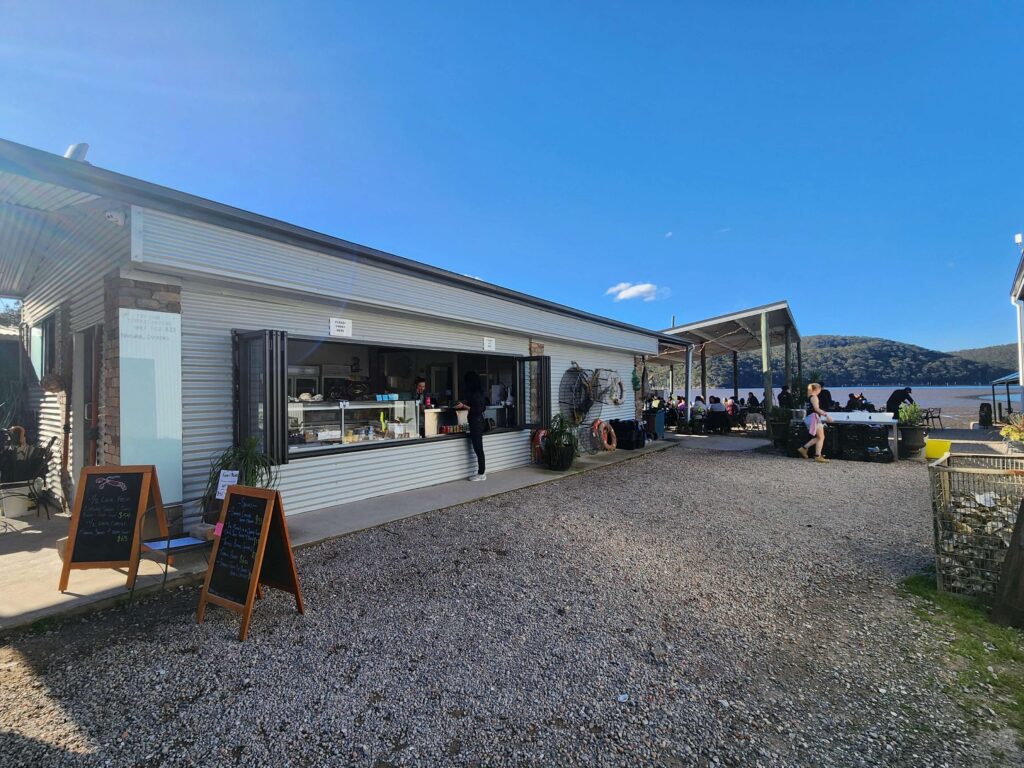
[197, 486, 304, 641]
[59, 465, 168, 593]
[70, 472, 145, 563]
[207, 493, 268, 604]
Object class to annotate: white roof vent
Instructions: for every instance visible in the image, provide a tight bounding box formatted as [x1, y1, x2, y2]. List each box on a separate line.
[63, 143, 89, 161]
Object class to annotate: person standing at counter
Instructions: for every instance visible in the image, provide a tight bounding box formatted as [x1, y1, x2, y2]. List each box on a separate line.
[457, 370, 487, 482]
[414, 377, 428, 437]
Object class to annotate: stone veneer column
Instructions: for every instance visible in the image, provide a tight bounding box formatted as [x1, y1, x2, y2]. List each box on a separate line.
[101, 277, 182, 466]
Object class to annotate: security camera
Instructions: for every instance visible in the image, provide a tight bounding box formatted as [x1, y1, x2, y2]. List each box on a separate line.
[105, 210, 125, 227]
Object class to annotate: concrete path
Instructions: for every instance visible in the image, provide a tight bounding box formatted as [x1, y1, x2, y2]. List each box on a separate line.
[0, 437, 679, 632]
[928, 427, 1008, 457]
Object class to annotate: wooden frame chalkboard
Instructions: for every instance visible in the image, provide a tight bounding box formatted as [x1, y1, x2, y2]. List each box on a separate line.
[58, 465, 169, 592]
[196, 486, 303, 641]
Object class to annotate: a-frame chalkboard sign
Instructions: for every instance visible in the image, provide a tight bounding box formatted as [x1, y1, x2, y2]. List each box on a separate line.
[196, 486, 304, 641]
[59, 465, 169, 592]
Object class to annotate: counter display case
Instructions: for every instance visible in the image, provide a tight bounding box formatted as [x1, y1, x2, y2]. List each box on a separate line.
[288, 400, 420, 455]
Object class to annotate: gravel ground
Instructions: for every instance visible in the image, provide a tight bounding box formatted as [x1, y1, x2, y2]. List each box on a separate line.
[1, 445, 1018, 767]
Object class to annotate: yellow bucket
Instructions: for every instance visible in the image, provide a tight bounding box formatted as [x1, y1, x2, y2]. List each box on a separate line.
[924, 438, 952, 460]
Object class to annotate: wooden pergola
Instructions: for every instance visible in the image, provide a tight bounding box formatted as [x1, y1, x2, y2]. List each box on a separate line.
[647, 300, 801, 419]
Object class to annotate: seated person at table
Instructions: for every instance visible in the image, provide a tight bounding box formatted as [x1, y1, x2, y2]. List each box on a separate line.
[845, 393, 863, 411]
[706, 397, 731, 433]
[725, 397, 739, 417]
[691, 395, 707, 415]
[746, 392, 760, 408]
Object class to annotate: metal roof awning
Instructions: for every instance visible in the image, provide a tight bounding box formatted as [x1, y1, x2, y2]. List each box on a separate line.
[660, 300, 800, 357]
[992, 371, 1020, 386]
[0, 167, 102, 298]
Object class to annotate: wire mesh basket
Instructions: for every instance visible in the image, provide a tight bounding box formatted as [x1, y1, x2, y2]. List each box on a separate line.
[928, 453, 1024, 598]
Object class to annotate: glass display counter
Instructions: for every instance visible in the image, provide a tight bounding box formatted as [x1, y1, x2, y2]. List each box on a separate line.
[288, 400, 420, 455]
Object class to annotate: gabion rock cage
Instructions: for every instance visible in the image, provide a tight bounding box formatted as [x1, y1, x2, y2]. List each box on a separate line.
[928, 453, 1024, 598]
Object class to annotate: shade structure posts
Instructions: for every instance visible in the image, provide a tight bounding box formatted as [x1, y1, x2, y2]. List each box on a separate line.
[796, 338, 803, 392]
[732, 351, 739, 401]
[784, 325, 793, 391]
[761, 311, 773, 409]
[684, 346, 693, 422]
[700, 345, 707, 401]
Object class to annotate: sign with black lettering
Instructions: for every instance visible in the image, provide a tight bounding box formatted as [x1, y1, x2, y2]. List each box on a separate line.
[59, 466, 168, 592]
[197, 486, 303, 641]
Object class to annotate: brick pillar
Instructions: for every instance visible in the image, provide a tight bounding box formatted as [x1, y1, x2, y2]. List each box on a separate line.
[102, 277, 182, 465]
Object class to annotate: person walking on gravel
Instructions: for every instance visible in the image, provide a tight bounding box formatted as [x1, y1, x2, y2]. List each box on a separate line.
[798, 382, 832, 463]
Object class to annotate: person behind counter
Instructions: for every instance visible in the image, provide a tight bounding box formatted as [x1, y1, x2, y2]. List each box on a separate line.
[456, 370, 487, 482]
[414, 377, 428, 437]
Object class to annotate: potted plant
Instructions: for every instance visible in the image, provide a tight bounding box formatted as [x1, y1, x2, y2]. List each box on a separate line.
[543, 413, 579, 471]
[897, 403, 928, 458]
[202, 437, 278, 522]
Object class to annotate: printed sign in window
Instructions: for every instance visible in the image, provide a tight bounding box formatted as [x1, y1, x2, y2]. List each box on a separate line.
[483, 337, 496, 351]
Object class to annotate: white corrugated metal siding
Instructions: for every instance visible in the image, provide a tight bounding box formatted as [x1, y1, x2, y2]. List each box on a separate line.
[138, 208, 659, 355]
[179, 281, 533, 521]
[543, 340, 638, 423]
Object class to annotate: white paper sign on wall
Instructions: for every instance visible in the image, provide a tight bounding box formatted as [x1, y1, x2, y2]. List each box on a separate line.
[215, 469, 240, 500]
[483, 337, 496, 351]
[329, 318, 353, 338]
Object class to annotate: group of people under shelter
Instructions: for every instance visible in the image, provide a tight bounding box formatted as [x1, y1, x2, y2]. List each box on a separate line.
[645, 384, 918, 437]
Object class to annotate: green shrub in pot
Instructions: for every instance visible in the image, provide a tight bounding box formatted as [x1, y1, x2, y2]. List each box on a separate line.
[897, 403, 928, 457]
[202, 437, 278, 521]
[543, 413, 579, 471]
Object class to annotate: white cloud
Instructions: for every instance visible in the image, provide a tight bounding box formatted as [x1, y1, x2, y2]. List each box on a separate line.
[605, 282, 632, 296]
[717, 227, 731, 234]
[664, 231, 673, 238]
[606, 282, 662, 302]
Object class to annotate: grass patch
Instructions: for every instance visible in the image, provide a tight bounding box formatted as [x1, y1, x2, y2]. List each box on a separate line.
[901, 570, 1024, 741]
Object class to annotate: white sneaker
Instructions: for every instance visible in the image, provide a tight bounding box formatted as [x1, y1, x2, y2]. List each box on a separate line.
[468, 474, 487, 482]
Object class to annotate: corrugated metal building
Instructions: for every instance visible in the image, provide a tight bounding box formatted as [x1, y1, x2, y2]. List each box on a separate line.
[0, 138, 680, 526]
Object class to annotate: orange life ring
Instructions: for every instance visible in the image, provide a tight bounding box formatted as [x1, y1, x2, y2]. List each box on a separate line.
[595, 420, 617, 451]
[591, 419, 604, 438]
[531, 429, 548, 464]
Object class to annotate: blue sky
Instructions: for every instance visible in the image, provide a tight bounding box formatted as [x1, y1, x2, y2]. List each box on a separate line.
[2, 2, 1022, 350]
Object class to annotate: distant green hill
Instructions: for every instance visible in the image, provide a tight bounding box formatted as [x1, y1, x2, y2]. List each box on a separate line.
[949, 343, 1017, 373]
[688, 335, 1014, 388]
